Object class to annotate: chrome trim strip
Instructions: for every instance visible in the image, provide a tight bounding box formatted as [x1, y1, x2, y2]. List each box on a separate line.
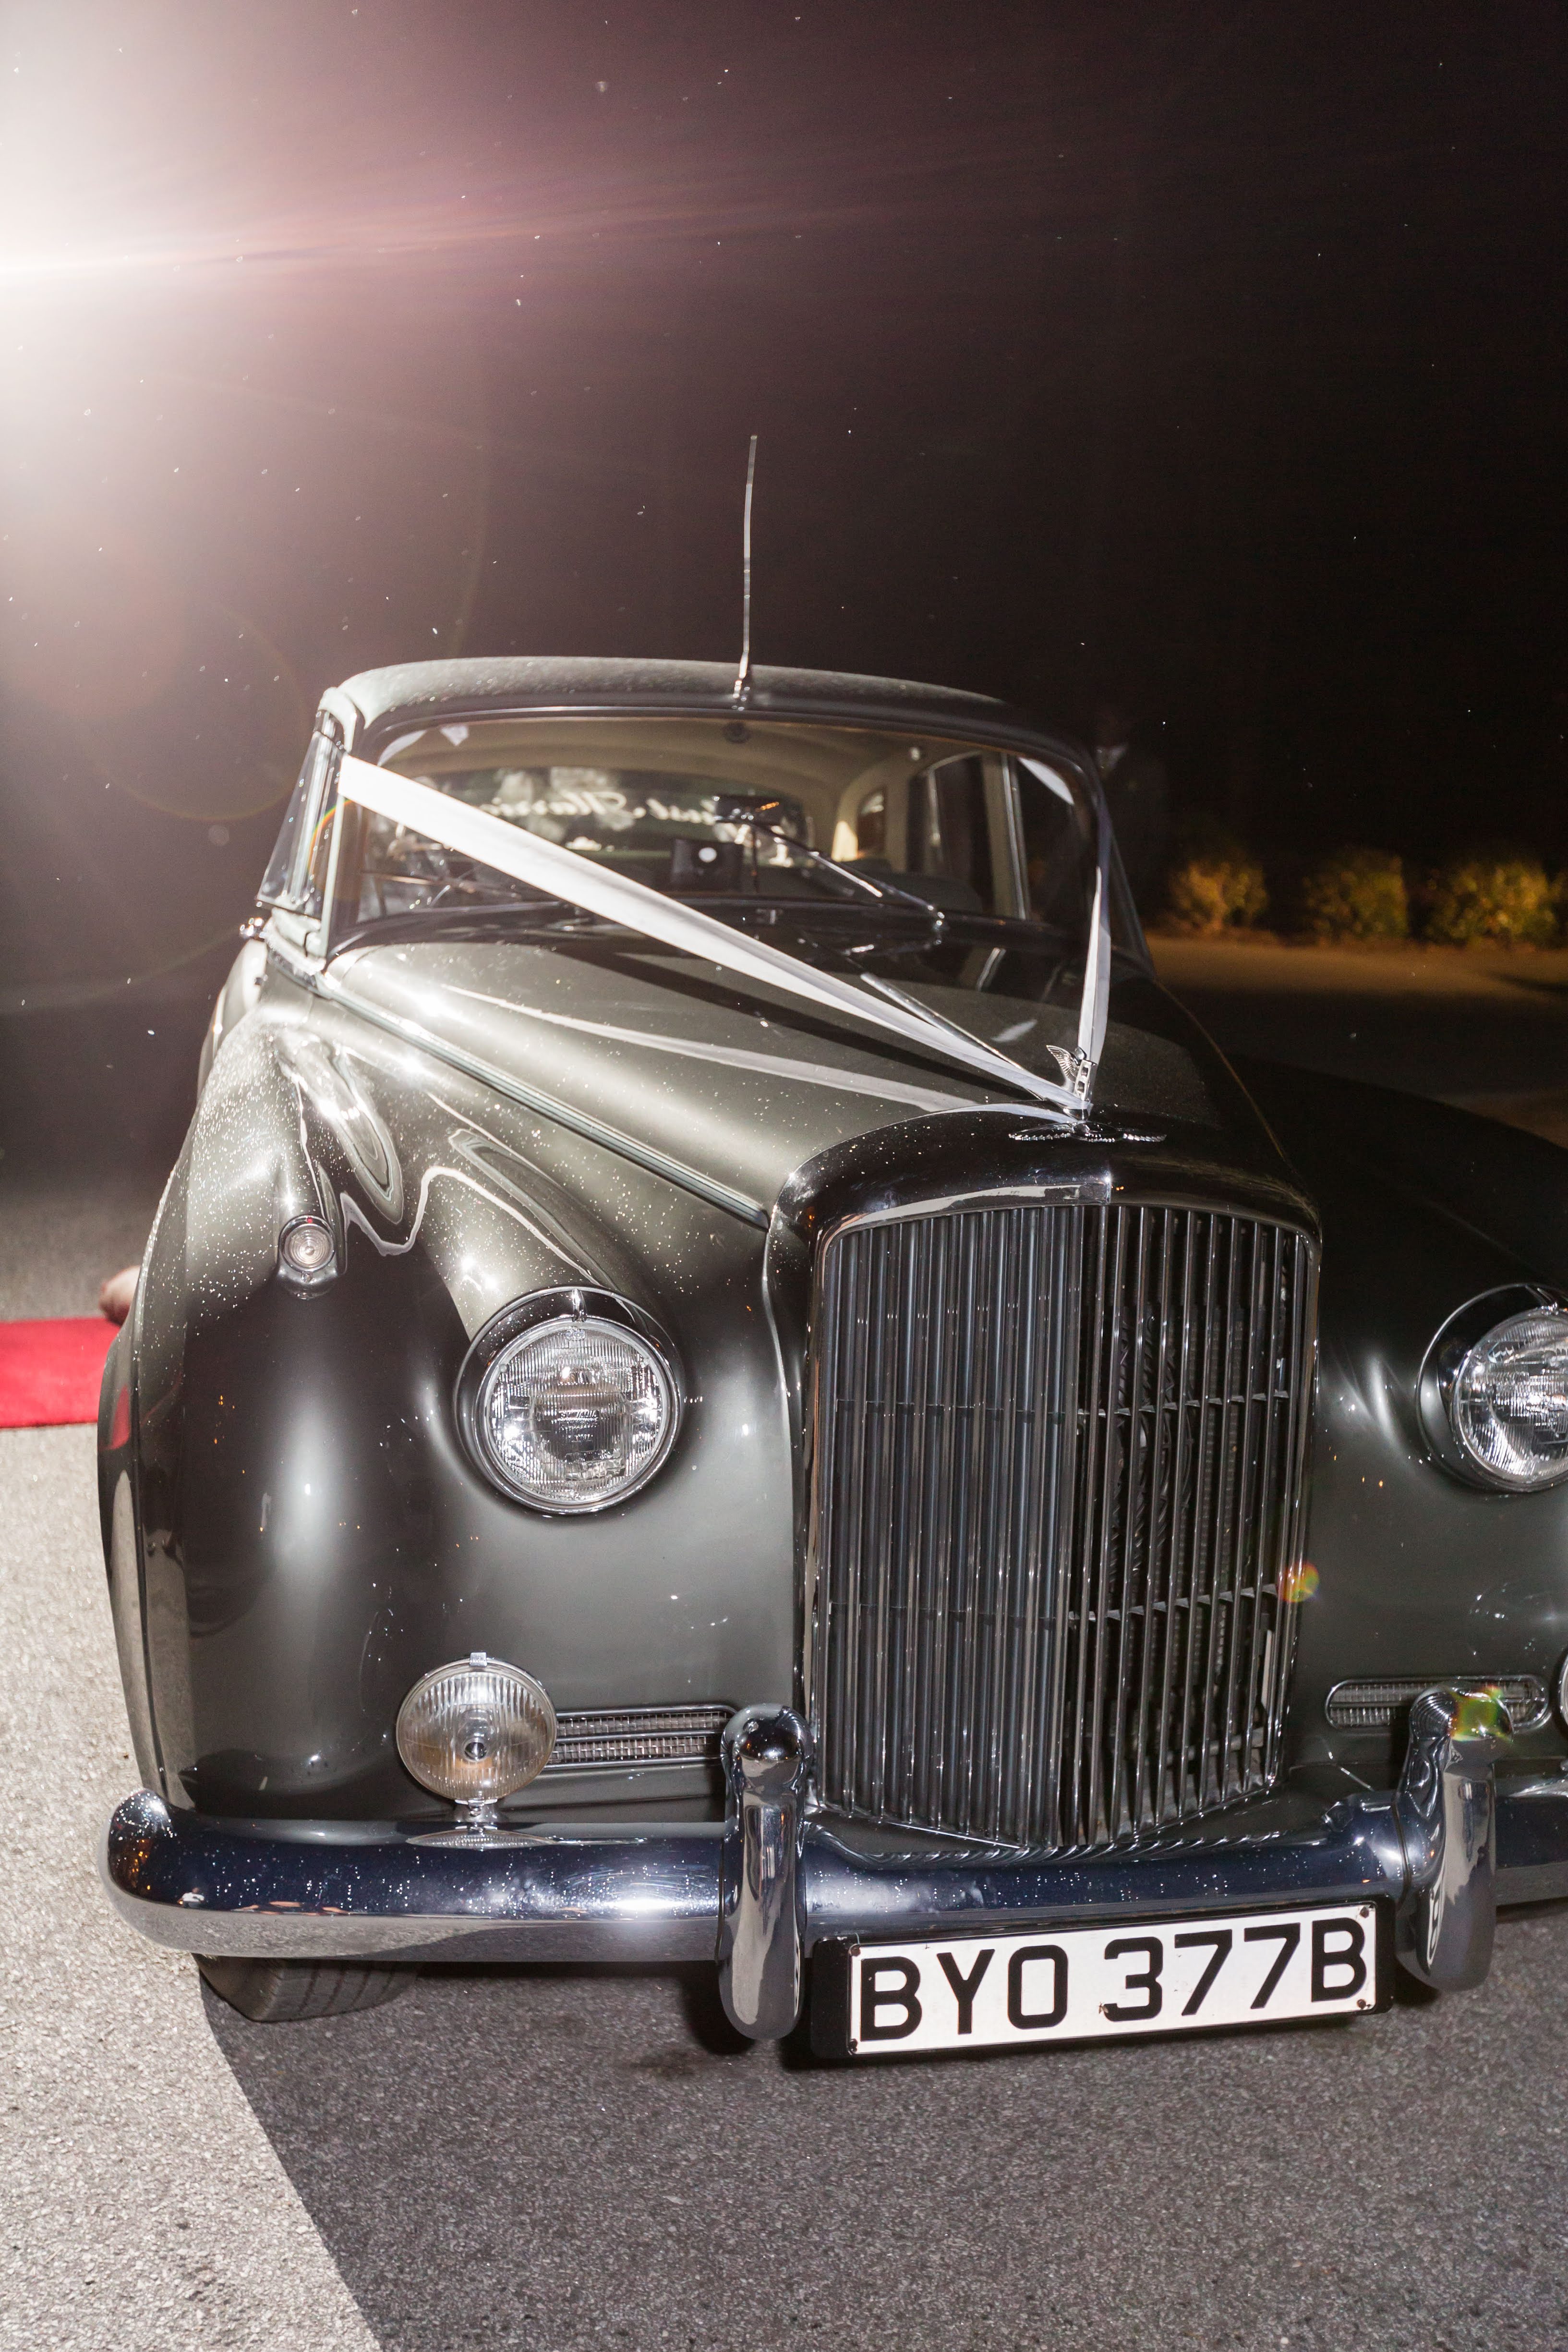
[998, 755, 1032, 919]
[316, 685, 362, 750]
[820, 1178, 1113, 1241]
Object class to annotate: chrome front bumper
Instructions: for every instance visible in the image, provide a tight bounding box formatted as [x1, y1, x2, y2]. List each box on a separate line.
[103, 1690, 1563, 2037]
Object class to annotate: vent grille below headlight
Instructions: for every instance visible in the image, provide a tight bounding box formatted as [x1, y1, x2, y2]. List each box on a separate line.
[542, 1705, 732, 1770]
[1325, 1676, 1547, 1731]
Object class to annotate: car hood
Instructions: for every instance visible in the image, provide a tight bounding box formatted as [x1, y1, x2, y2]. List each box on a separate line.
[331, 935, 1244, 1217]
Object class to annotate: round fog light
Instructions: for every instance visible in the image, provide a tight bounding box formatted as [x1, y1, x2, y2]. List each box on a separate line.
[396, 1652, 556, 1820]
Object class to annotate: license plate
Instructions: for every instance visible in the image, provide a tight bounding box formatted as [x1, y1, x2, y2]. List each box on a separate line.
[811, 1902, 1390, 2060]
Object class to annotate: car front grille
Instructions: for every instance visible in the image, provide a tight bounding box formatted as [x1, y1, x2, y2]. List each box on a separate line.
[808, 1193, 1318, 1852]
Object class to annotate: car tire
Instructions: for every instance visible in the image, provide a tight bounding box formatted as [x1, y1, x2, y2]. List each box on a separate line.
[196, 1955, 418, 2022]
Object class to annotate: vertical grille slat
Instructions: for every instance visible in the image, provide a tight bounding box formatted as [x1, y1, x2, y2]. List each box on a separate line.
[1130, 1211, 1176, 1829]
[1151, 1213, 1197, 1828]
[1106, 1207, 1153, 1840]
[1199, 1220, 1245, 1810]
[811, 1194, 1317, 1852]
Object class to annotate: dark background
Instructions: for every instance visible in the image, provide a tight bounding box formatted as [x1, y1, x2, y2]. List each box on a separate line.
[2, 0, 1565, 1158]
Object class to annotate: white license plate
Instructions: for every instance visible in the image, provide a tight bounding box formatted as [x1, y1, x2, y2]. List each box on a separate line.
[817, 1902, 1389, 2059]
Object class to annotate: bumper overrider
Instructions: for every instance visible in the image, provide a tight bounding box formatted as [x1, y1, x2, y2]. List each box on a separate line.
[101, 1689, 1568, 2039]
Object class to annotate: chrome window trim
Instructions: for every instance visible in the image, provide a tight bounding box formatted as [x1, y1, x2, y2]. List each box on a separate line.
[997, 755, 1032, 920]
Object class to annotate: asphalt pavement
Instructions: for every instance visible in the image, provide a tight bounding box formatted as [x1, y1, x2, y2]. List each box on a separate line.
[1149, 936, 1568, 1140]
[0, 1178, 375, 2352]
[4, 979, 1568, 2351]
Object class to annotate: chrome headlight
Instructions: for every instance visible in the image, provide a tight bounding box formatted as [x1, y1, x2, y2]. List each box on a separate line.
[1420, 1289, 1568, 1492]
[458, 1288, 682, 1513]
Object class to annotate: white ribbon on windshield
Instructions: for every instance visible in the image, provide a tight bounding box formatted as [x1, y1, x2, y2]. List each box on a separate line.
[1018, 756, 1111, 1100]
[336, 754, 1084, 1114]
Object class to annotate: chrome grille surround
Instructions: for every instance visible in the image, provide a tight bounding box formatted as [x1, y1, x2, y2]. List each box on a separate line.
[807, 1188, 1319, 1852]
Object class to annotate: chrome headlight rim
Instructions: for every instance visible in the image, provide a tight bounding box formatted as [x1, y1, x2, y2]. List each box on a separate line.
[1418, 1284, 1568, 1493]
[455, 1286, 685, 1515]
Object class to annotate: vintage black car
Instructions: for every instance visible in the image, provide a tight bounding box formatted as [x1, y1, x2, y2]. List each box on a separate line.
[98, 656, 1568, 2052]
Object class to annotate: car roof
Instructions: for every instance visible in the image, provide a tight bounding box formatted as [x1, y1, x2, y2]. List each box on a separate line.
[325, 656, 1086, 768]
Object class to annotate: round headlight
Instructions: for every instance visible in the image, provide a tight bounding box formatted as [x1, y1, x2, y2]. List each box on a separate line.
[396, 1652, 556, 1813]
[462, 1291, 681, 1513]
[1452, 1306, 1568, 1490]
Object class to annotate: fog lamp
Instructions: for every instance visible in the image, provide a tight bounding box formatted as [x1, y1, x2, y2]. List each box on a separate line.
[396, 1652, 556, 1821]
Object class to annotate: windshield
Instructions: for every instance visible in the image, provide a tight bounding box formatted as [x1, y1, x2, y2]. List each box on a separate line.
[321, 714, 1109, 974]
[269, 709, 1125, 1110]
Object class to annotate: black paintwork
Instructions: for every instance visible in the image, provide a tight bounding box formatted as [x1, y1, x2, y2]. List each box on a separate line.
[98, 660, 1568, 1843]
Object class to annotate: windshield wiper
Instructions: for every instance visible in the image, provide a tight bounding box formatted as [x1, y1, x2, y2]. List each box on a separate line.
[331, 898, 603, 955]
[791, 840, 943, 924]
[712, 794, 946, 927]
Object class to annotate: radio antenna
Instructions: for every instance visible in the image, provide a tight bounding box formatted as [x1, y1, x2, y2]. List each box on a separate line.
[731, 433, 758, 709]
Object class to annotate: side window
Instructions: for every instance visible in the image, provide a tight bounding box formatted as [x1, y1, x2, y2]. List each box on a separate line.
[257, 772, 308, 907]
[905, 756, 994, 909]
[1016, 760, 1098, 934]
[855, 787, 886, 859]
[298, 736, 341, 914]
[258, 731, 336, 909]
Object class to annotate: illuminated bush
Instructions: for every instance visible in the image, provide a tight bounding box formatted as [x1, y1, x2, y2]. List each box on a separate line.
[1163, 818, 1268, 934]
[1424, 852, 1559, 946]
[1299, 846, 1409, 942]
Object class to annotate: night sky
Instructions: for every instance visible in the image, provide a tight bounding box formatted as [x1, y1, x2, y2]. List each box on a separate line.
[2, 0, 1566, 997]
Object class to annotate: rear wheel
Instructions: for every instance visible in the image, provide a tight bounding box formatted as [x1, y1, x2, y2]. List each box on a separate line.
[196, 1954, 417, 2022]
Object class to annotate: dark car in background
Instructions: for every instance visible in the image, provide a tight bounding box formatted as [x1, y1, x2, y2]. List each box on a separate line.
[97, 657, 1568, 2053]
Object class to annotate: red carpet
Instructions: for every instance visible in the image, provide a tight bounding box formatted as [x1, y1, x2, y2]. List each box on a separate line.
[0, 1318, 118, 1430]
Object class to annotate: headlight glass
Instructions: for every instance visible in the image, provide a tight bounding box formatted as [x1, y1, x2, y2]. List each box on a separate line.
[476, 1312, 677, 1511]
[1452, 1306, 1568, 1490]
